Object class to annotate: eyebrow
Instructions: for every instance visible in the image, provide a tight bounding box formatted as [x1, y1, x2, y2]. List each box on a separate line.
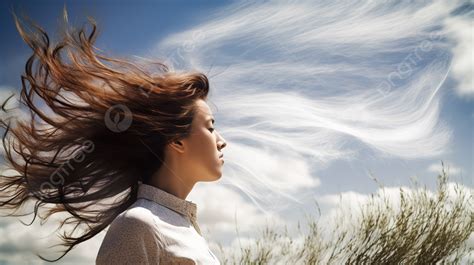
[206, 117, 215, 124]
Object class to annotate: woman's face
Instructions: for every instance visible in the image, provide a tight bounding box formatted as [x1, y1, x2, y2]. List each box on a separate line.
[182, 99, 227, 181]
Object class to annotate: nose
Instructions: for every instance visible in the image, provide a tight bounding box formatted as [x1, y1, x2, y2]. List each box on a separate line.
[216, 131, 227, 150]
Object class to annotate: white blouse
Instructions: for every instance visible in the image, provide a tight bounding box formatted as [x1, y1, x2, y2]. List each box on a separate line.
[96, 183, 220, 264]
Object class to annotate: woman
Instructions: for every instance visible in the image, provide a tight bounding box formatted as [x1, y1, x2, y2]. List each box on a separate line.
[0, 10, 226, 264]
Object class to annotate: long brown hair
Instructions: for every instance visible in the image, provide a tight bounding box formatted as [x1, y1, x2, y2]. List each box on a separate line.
[0, 9, 209, 261]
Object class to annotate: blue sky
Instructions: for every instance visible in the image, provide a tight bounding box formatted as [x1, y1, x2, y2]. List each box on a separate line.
[0, 0, 473, 264]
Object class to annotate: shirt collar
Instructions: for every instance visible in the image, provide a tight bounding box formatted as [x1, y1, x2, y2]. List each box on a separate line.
[137, 183, 197, 221]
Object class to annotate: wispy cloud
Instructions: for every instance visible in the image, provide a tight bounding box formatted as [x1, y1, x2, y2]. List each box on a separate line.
[443, 15, 473, 98]
[149, 0, 464, 214]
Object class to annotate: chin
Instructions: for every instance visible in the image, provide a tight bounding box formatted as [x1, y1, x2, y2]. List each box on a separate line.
[211, 171, 223, 181]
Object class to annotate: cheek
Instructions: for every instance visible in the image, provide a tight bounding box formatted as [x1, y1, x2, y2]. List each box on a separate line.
[188, 131, 216, 162]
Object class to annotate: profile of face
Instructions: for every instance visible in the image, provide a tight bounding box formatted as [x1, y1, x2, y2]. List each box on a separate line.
[178, 99, 227, 182]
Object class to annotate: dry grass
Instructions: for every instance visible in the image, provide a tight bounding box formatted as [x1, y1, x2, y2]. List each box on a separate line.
[217, 162, 473, 264]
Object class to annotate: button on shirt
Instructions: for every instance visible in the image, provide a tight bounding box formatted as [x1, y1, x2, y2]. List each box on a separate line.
[96, 183, 221, 265]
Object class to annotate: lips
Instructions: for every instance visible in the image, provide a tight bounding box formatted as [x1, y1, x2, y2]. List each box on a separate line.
[218, 153, 224, 159]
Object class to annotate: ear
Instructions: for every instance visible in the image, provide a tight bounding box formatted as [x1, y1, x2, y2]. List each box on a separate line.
[168, 139, 186, 154]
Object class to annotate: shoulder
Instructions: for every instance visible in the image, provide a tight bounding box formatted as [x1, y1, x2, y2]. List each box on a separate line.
[114, 204, 157, 230]
[101, 203, 164, 244]
[96, 204, 167, 264]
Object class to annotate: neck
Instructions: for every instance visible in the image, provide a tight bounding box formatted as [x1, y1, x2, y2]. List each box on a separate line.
[148, 160, 196, 200]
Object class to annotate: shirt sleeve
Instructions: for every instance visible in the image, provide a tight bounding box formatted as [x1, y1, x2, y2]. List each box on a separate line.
[96, 210, 166, 265]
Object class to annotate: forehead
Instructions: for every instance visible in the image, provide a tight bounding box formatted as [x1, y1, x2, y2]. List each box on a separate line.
[194, 99, 213, 121]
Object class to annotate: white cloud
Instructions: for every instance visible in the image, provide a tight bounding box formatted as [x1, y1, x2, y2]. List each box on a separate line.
[0, 213, 103, 265]
[189, 183, 287, 245]
[212, 141, 320, 213]
[443, 16, 474, 98]
[427, 161, 462, 175]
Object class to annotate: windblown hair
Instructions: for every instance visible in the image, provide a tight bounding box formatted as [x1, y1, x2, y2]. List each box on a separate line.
[0, 10, 209, 261]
